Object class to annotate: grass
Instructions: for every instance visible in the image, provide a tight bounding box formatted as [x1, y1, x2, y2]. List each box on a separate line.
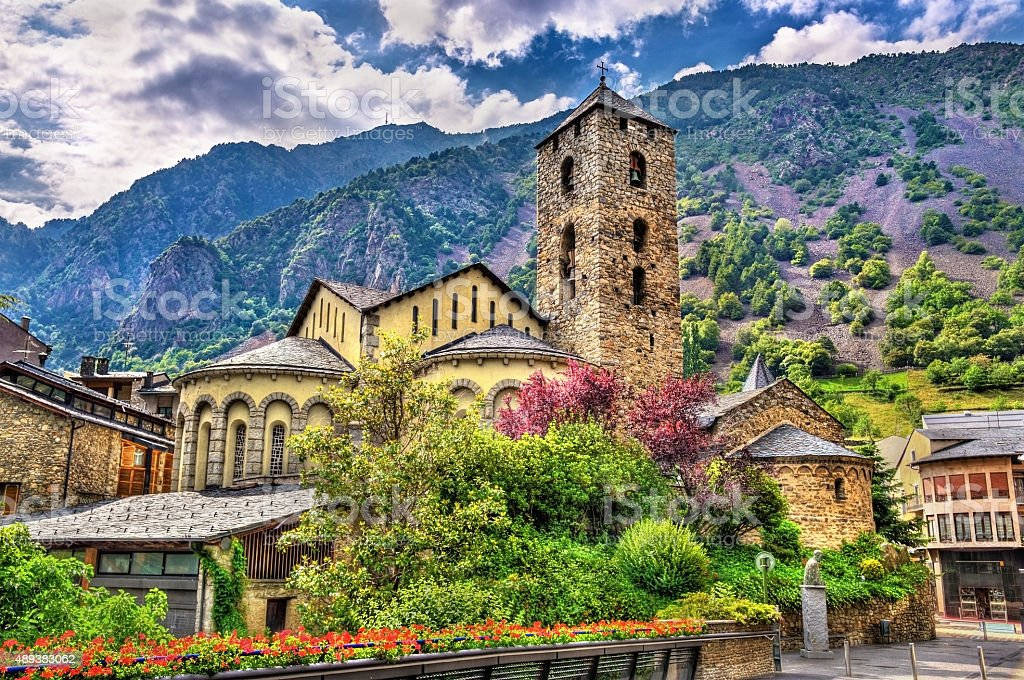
[834, 370, 1024, 437]
[817, 371, 908, 394]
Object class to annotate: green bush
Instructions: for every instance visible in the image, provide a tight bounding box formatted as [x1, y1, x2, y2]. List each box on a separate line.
[808, 258, 835, 279]
[982, 256, 1006, 270]
[656, 591, 779, 625]
[835, 363, 859, 378]
[855, 257, 892, 289]
[717, 292, 745, 320]
[760, 519, 802, 563]
[615, 520, 710, 596]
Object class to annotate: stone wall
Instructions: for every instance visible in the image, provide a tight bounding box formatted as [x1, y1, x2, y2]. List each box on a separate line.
[242, 581, 301, 634]
[771, 456, 875, 548]
[0, 392, 120, 512]
[535, 94, 682, 387]
[779, 581, 936, 651]
[712, 380, 845, 449]
[694, 621, 775, 680]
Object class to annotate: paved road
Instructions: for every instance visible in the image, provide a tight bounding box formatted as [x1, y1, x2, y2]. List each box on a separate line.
[774, 637, 1024, 679]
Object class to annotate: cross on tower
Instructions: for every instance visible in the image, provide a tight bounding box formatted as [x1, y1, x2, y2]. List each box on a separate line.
[596, 61, 607, 85]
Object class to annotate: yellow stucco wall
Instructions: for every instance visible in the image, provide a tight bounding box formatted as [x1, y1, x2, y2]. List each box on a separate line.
[294, 287, 363, 363]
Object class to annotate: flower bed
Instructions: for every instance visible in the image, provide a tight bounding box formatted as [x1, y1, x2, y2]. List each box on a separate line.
[1, 620, 705, 680]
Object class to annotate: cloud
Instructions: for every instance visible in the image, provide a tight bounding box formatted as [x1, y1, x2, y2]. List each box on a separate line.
[673, 61, 714, 79]
[741, 0, 823, 16]
[0, 0, 571, 226]
[377, 0, 716, 65]
[739, 1, 1017, 66]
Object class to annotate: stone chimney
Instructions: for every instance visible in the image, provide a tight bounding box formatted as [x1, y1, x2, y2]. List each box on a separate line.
[19, 316, 30, 331]
[144, 371, 154, 388]
[80, 356, 96, 376]
[96, 357, 110, 374]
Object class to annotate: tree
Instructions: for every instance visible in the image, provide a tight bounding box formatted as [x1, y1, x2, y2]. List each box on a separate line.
[717, 292, 744, 320]
[856, 442, 925, 546]
[0, 523, 169, 644]
[494, 360, 627, 438]
[894, 393, 923, 429]
[626, 375, 716, 473]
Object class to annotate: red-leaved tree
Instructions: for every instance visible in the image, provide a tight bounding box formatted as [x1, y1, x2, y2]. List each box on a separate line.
[625, 374, 718, 472]
[494, 360, 627, 438]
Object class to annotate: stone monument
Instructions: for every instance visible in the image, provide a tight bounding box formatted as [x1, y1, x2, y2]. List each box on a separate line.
[800, 550, 833, 659]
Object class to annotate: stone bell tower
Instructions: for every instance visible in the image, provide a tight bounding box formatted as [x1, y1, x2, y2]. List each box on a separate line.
[534, 76, 682, 386]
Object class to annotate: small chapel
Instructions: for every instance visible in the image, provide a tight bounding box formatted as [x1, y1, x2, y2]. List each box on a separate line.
[171, 78, 874, 548]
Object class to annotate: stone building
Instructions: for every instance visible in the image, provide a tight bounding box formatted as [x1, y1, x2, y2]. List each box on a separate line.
[22, 485, 322, 636]
[535, 78, 682, 386]
[707, 357, 874, 548]
[0, 313, 50, 367]
[893, 412, 1024, 621]
[0, 360, 174, 514]
[69, 355, 178, 418]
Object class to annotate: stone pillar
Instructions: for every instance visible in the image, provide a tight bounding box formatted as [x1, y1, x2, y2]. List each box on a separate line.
[179, 416, 197, 491]
[287, 412, 307, 475]
[247, 413, 265, 477]
[206, 408, 227, 487]
[800, 585, 833, 658]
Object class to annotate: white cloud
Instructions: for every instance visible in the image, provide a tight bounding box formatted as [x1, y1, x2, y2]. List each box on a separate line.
[597, 55, 646, 98]
[738, 1, 1017, 67]
[0, 0, 571, 226]
[674, 61, 714, 79]
[378, 0, 716, 65]
[742, 0, 824, 16]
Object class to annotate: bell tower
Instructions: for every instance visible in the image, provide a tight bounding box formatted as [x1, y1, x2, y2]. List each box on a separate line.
[534, 77, 682, 386]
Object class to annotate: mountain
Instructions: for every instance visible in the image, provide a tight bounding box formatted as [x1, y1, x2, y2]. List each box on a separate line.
[7, 42, 1024, 373]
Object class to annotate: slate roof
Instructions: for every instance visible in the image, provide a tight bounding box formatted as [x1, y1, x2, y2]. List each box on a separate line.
[697, 384, 772, 426]
[8, 360, 133, 408]
[537, 82, 673, 147]
[916, 435, 1024, 465]
[741, 424, 865, 460]
[422, 325, 580, 361]
[19, 486, 315, 545]
[317, 279, 394, 311]
[922, 410, 1024, 429]
[742, 354, 776, 392]
[200, 337, 353, 374]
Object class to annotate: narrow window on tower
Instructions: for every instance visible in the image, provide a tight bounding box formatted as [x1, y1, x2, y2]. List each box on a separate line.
[632, 267, 646, 306]
[507, 313, 513, 326]
[619, 116, 628, 131]
[432, 299, 439, 336]
[525, 327, 531, 336]
[646, 125, 655, 141]
[412, 305, 419, 332]
[629, 151, 646, 188]
[471, 286, 478, 322]
[451, 293, 458, 329]
[560, 156, 574, 194]
[632, 218, 648, 252]
[560, 224, 576, 301]
[489, 301, 496, 328]
[552, 134, 559, 152]
[649, 333, 655, 350]
[573, 119, 581, 137]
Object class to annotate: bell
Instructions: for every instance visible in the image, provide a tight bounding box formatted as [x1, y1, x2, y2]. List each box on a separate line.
[630, 169, 641, 184]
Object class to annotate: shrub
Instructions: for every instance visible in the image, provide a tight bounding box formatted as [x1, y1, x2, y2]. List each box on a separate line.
[875, 173, 890, 187]
[656, 592, 779, 625]
[615, 520, 710, 596]
[808, 258, 835, 279]
[859, 558, 885, 581]
[760, 519, 802, 563]
[919, 210, 955, 245]
[835, 363, 859, 378]
[717, 292, 745, 320]
[855, 257, 891, 289]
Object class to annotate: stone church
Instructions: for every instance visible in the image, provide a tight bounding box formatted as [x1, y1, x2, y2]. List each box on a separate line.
[171, 78, 873, 547]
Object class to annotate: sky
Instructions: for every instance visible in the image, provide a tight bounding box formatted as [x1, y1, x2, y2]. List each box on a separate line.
[1, 0, 1022, 227]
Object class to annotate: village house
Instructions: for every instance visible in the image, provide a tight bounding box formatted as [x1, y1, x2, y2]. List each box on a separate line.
[0, 360, 175, 514]
[18, 78, 876, 632]
[894, 410, 1024, 621]
[0, 313, 50, 367]
[68, 355, 178, 418]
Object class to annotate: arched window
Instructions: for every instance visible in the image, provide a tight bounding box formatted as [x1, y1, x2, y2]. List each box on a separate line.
[412, 305, 419, 332]
[560, 224, 576, 301]
[632, 267, 646, 305]
[560, 156, 574, 194]
[632, 218, 648, 252]
[269, 424, 285, 476]
[489, 301, 496, 328]
[451, 293, 458, 329]
[471, 286, 478, 322]
[834, 478, 847, 501]
[232, 424, 246, 482]
[431, 299, 439, 336]
[629, 151, 646, 187]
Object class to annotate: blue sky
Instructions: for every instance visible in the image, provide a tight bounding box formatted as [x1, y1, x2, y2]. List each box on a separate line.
[1, 0, 1022, 227]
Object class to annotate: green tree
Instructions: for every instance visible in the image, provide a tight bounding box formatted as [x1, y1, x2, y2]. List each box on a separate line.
[855, 443, 925, 546]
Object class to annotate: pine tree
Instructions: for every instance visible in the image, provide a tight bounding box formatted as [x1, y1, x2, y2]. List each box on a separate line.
[856, 441, 925, 546]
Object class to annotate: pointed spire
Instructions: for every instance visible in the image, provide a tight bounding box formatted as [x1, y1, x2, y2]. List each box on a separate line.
[743, 354, 775, 392]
